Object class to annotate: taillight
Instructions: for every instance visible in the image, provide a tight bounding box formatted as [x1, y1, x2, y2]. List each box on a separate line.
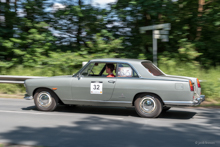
[189, 80, 194, 91]
[197, 78, 201, 88]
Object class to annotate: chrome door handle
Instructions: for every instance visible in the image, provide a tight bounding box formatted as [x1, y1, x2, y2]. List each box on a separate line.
[108, 80, 115, 83]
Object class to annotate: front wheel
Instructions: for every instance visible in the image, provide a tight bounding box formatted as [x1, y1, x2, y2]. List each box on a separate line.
[34, 88, 58, 111]
[134, 94, 162, 118]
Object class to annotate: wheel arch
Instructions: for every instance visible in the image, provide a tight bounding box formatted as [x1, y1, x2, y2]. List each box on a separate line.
[33, 87, 64, 104]
[132, 92, 164, 106]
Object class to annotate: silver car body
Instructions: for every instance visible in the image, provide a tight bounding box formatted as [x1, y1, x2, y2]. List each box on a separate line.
[24, 58, 205, 107]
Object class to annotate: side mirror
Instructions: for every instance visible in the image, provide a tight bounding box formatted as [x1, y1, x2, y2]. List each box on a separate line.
[76, 74, 81, 79]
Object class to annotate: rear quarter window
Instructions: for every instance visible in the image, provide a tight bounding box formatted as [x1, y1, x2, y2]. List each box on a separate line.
[141, 62, 165, 76]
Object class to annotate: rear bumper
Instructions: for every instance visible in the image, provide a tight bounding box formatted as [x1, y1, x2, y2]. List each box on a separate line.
[24, 94, 33, 100]
[193, 95, 205, 105]
[164, 95, 205, 106]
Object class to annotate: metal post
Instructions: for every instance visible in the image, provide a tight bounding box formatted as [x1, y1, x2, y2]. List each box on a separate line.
[153, 30, 157, 66]
[139, 23, 170, 67]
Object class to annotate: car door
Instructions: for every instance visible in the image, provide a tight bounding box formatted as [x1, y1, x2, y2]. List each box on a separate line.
[110, 63, 140, 102]
[71, 62, 117, 101]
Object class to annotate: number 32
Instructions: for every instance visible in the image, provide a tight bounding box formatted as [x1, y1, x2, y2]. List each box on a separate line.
[93, 84, 100, 90]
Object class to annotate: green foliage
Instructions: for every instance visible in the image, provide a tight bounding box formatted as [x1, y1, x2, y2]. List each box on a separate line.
[39, 31, 123, 75]
[1, 0, 219, 67]
[86, 30, 123, 54]
[0, 84, 25, 94]
[1, 20, 56, 67]
[158, 39, 202, 70]
[178, 39, 202, 60]
[113, 0, 220, 65]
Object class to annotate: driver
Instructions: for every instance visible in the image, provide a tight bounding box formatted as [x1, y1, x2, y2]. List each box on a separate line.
[106, 64, 115, 77]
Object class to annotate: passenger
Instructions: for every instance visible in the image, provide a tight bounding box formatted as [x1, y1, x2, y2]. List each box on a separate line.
[106, 64, 115, 77]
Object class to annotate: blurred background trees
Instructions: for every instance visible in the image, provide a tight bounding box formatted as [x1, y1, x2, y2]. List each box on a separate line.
[0, 0, 220, 69]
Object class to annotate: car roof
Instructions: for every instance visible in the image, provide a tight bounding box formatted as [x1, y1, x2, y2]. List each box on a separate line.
[90, 58, 151, 63]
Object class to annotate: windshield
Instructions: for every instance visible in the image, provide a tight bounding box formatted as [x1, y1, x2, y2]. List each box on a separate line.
[141, 62, 165, 76]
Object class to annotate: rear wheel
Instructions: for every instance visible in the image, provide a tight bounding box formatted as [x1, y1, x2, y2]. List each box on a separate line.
[34, 88, 58, 111]
[134, 94, 162, 118]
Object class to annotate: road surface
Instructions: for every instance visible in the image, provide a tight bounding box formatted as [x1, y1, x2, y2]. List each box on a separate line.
[0, 98, 219, 147]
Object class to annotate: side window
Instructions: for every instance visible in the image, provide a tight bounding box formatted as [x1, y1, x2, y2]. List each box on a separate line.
[81, 62, 117, 77]
[88, 63, 106, 76]
[117, 64, 138, 77]
[81, 63, 94, 76]
[141, 62, 164, 76]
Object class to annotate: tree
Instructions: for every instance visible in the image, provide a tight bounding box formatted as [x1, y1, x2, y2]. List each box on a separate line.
[49, 0, 109, 52]
[1, 0, 57, 67]
[196, 0, 220, 66]
[0, 0, 18, 66]
[110, 0, 219, 66]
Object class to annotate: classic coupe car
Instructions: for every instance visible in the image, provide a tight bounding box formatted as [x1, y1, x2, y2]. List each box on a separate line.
[24, 58, 205, 118]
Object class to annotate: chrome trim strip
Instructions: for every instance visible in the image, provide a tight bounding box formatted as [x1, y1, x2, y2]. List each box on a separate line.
[0, 80, 24, 84]
[139, 78, 188, 82]
[164, 101, 194, 105]
[70, 99, 132, 104]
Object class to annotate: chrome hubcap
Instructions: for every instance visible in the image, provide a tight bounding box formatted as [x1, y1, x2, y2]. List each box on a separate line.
[139, 97, 156, 113]
[37, 92, 52, 108]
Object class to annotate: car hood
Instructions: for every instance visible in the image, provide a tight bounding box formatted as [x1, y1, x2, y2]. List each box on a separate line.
[24, 75, 74, 86]
[48, 75, 73, 78]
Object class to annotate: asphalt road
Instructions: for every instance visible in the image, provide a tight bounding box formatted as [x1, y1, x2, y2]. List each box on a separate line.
[0, 98, 219, 147]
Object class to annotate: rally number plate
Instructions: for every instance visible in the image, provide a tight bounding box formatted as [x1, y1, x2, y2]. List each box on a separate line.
[90, 81, 103, 94]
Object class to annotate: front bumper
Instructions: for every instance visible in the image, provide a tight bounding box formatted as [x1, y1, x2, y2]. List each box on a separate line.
[24, 94, 33, 100]
[164, 95, 205, 106]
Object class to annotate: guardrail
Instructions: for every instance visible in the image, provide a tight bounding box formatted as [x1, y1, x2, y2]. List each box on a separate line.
[0, 62, 86, 84]
[0, 75, 46, 84]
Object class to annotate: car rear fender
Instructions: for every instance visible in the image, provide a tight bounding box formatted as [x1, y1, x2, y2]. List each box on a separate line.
[132, 92, 164, 106]
[165, 75, 201, 95]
